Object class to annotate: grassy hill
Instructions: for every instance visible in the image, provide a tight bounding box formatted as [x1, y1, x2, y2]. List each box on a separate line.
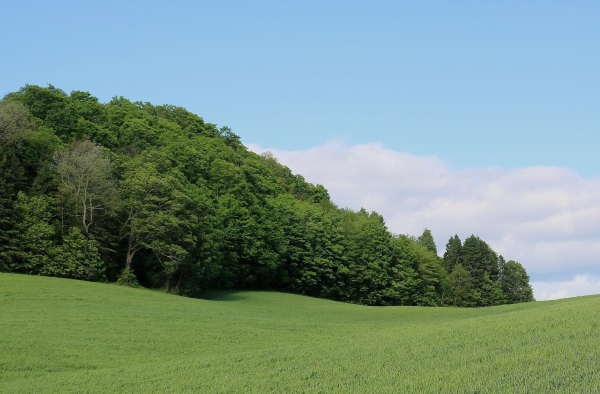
[1, 273, 598, 393]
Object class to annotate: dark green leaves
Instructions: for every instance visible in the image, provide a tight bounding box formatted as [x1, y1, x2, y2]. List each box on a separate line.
[0, 84, 535, 307]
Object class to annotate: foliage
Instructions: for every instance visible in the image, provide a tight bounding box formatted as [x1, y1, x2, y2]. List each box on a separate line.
[0, 101, 36, 146]
[53, 140, 117, 233]
[44, 227, 105, 280]
[417, 228, 437, 254]
[442, 234, 462, 273]
[0, 84, 534, 307]
[501, 260, 535, 303]
[5, 192, 55, 273]
[116, 267, 141, 287]
[450, 264, 473, 306]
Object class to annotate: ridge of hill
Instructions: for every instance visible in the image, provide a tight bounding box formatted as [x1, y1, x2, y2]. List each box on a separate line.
[1, 273, 598, 393]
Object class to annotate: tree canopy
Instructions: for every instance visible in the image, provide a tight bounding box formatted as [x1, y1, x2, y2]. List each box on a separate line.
[0, 85, 534, 306]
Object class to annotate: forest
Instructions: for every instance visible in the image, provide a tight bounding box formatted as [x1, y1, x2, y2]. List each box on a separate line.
[0, 84, 534, 307]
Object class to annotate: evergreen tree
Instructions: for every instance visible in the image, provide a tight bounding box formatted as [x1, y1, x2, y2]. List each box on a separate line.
[7, 192, 56, 273]
[0, 147, 25, 270]
[461, 235, 500, 305]
[388, 235, 422, 306]
[417, 228, 437, 255]
[412, 243, 441, 306]
[443, 235, 462, 274]
[501, 260, 535, 303]
[481, 272, 504, 306]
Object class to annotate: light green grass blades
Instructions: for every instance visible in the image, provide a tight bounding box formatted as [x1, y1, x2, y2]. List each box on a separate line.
[1, 273, 599, 393]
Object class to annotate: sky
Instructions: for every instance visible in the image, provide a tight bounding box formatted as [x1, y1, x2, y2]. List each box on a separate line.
[2, 1, 599, 300]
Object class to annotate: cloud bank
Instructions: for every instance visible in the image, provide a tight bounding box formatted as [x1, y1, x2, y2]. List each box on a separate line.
[531, 275, 600, 301]
[247, 139, 600, 300]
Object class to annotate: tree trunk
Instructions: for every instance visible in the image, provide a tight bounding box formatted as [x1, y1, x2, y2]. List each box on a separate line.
[176, 271, 185, 289]
[125, 250, 135, 270]
[125, 231, 138, 269]
[125, 235, 137, 270]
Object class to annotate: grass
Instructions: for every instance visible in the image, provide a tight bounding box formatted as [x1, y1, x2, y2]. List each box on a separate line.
[1, 273, 599, 393]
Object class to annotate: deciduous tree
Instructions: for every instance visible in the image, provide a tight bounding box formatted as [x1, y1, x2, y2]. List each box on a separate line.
[119, 160, 193, 288]
[54, 140, 117, 234]
[450, 264, 472, 306]
[0, 101, 36, 146]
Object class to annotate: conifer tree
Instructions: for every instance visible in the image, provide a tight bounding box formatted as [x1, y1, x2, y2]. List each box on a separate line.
[501, 260, 535, 303]
[443, 235, 462, 274]
[417, 228, 437, 255]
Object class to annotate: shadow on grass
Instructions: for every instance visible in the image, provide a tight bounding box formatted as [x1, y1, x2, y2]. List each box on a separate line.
[202, 290, 249, 302]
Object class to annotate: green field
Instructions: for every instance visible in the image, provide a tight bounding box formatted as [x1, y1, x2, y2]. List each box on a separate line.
[1, 273, 599, 393]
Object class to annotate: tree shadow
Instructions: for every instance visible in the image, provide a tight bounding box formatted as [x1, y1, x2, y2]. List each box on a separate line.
[202, 290, 248, 302]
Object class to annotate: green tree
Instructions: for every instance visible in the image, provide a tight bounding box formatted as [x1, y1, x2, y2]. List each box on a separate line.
[8, 84, 75, 140]
[118, 160, 193, 287]
[0, 101, 36, 146]
[7, 192, 56, 273]
[410, 243, 443, 306]
[0, 84, 538, 308]
[388, 235, 421, 306]
[119, 118, 156, 154]
[44, 227, 105, 280]
[461, 235, 500, 304]
[501, 260, 535, 303]
[54, 140, 117, 234]
[341, 209, 394, 305]
[450, 264, 473, 307]
[0, 147, 25, 269]
[417, 228, 437, 255]
[210, 158, 244, 197]
[481, 272, 504, 306]
[443, 235, 462, 274]
[171, 184, 222, 295]
[437, 266, 453, 307]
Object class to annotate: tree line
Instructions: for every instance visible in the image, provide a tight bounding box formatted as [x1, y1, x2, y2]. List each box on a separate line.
[0, 85, 534, 306]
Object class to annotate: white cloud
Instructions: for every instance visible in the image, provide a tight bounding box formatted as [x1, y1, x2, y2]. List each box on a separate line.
[247, 139, 600, 299]
[532, 275, 600, 301]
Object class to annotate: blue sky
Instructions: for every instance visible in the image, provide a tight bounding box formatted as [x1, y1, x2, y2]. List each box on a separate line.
[2, 1, 600, 298]
[2, 1, 599, 175]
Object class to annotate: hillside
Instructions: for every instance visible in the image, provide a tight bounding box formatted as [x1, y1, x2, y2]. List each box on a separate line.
[0, 85, 533, 307]
[1, 273, 597, 393]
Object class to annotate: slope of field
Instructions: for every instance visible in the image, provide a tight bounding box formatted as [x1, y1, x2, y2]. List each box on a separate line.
[1, 273, 598, 393]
